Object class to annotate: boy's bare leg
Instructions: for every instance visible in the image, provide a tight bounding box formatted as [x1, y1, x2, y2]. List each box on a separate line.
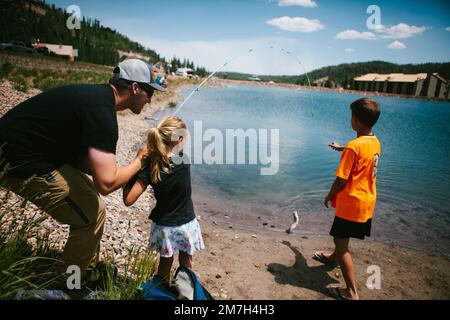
[322, 251, 339, 265]
[179, 252, 193, 269]
[157, 256, 174, 280]
[333, 237, 359, 300]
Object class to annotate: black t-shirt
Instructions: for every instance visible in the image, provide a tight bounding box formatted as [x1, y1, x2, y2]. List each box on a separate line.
[0, 84, 118, 177]
[134, 157, 196, 227]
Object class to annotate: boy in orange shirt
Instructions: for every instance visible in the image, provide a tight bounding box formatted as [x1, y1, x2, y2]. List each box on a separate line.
[313, 98, 381, 300]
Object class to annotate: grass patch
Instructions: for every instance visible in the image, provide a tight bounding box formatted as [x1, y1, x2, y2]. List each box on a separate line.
[167, 101, 177, 108]
[0, 63, 111, 92]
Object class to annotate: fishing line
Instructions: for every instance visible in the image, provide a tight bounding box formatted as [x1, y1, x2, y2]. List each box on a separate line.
[172, 45, 315, 118]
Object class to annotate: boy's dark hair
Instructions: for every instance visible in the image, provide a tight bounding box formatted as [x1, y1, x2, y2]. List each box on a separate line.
[350, 98, 380, 128]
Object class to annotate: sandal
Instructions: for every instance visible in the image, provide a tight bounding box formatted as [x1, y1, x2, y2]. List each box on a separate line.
[313, 252, 340, 268]
[327, 287, 351, 301]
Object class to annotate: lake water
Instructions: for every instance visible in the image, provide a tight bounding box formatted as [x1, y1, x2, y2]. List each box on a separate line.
[156, 85, 450, 257]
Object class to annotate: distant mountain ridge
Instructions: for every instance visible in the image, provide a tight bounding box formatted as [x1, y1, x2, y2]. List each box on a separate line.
[217, 61, 450, 88]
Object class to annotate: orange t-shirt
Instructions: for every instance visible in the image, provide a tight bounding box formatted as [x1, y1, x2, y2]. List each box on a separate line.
[332, 135, 381, 223]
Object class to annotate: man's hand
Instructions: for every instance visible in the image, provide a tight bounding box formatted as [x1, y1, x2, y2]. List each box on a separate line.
[136, 145, 148, 165]
[328, 141, 344, 152]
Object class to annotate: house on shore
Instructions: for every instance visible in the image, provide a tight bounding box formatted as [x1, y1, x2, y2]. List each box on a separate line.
[33, 43, 76, 61]
[175, 67, 194, 78]
[353, 73, 449, 100]
[248, 75, 261, 81]
[313, 76, 328, 87]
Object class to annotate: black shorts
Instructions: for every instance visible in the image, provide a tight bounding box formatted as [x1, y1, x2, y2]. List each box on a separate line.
[330, 216, 372, 240]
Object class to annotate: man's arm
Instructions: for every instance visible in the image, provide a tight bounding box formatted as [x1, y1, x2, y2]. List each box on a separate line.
[324, 177, 347, 208]
[88, 147, 147, 196]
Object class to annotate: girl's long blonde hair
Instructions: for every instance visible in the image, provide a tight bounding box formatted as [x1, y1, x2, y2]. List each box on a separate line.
[147, 115, 187, 183]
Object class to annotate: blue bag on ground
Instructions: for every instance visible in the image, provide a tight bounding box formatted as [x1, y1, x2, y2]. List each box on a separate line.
[140, 276, 177, 300]
[141, 266, 213, 300]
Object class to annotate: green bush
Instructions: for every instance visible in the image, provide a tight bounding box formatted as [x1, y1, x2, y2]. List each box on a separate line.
[11, 74, 29, 92]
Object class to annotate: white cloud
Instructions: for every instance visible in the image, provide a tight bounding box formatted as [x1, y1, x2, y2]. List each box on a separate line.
[336, 23, 426, 41]
[133, 36, 315, 75]
[335, 30, 377, 40]
[387, 40, 406, 49]
[344, 48, 355, 52]
[266, 16, 324, 32]
[277, 0, 318, 8]
[446, 26, 450, 31]
[376, 23, 426, 39]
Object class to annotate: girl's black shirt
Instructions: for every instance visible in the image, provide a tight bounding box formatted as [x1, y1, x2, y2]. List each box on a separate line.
[135, 157, 195, 227]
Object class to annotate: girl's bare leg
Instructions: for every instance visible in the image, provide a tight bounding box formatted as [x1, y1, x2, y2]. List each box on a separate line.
[157, 255, 174, 280]
[179, 251, 193, 269]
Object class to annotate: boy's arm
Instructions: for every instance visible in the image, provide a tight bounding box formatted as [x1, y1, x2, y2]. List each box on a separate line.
[324, 177, 347, 208]
[328, 142, 344, 152]
[123, 178, 147, 207]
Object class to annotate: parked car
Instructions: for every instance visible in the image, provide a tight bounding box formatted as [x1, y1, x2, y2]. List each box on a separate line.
[0, 41, 36, 53]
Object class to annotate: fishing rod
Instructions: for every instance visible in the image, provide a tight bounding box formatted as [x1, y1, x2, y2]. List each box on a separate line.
[172, 45, 314, 116]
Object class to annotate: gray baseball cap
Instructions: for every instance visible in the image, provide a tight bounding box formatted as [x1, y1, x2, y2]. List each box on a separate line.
[113, 58, 166, 92]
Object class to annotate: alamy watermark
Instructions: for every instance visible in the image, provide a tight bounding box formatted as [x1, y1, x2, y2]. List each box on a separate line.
[170, 121, 280, 175]
[366, 5, 382, 30]
[66, 265, 81, 290]
[366, 265, 382, 290]
[66, 5, 81, 30]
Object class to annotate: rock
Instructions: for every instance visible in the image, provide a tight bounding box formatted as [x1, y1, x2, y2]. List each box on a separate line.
[213, 221, 218, 225]
[215, 274, 222, 279]
[262, 222, 268, 226]
[228, 225, 233, 229]
[251, 234, 257, 238]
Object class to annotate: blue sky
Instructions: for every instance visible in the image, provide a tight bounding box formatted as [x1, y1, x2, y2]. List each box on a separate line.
[49, 0, 450, 75]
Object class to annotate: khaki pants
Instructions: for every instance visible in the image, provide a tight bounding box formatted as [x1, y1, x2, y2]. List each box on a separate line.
[2, 164, 106, 276]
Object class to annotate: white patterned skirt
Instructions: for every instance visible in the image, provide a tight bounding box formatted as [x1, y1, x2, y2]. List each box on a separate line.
[149, 218, 205, 258]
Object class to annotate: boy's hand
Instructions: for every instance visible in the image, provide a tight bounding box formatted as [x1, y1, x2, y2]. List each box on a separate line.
[328, 141, 344, 152]
[324, 194, 332, 208]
